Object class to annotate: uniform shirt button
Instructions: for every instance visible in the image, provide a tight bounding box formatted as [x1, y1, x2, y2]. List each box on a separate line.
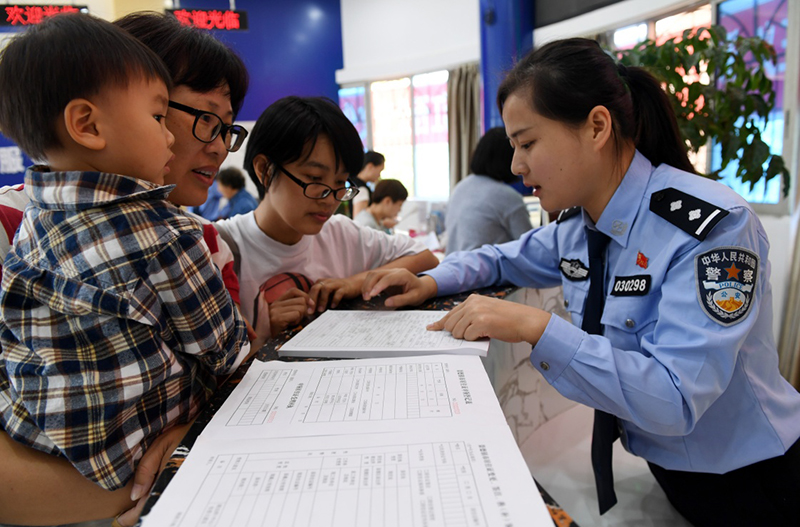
[625, 318, 635, 328]
[564, 299, 569, 308]
[540, 361, 550, 371]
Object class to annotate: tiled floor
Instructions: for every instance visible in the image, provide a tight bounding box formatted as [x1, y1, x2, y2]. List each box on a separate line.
[521, 404, 694, 527]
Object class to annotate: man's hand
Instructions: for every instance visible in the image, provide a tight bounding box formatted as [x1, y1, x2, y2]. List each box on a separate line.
[427, 294, 550, 344]
[361, 269, 438, 307]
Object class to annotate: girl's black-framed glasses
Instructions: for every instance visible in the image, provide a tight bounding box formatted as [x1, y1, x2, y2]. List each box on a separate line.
[274, 163, 360, 201]
[168, 101, 248, 152]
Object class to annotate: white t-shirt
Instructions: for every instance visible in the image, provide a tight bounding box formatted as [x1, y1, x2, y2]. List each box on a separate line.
[214, 213, 427, 326]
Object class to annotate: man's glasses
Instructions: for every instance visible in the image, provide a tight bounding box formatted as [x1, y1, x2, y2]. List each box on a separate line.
[274, 163, 359, 202]
[168, 101, 248, 153]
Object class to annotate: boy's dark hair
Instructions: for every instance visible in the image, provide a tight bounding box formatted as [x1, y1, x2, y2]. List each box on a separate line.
[217, 167, 246, 191]
[244, 96, 364, 200]
[0, 13, 172, 160]
[470, 127, 517, 184]
[371, 179, 408, 204]
[363, 150, 385, 168]
[497, 38, 694, 174]
[114, 11, 249, 117]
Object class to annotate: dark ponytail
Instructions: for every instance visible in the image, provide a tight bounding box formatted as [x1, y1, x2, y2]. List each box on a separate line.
[497, 38, 694, 174]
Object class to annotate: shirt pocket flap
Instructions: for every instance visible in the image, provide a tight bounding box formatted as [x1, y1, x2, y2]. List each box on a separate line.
[601, 294, 658, 333]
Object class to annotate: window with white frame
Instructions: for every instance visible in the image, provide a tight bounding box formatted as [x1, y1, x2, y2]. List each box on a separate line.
[715, 0, 789, 206]
[338, 70, 450, 201]
[604, 1, 795, 210]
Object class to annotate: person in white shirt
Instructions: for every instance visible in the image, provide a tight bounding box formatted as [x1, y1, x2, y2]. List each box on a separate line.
[350, 150, 384, 217]
[215, 96, 438, 340]
[353, 178, 408, 234]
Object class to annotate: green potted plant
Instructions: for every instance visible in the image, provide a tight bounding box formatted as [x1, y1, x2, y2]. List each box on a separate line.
[615, 25, 790, 196]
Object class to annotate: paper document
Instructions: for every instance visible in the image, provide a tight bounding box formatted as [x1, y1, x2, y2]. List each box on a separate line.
[140, 356, 553, 527]
[142, 431, 552, 527]
[279, 310, 490, 358]
[197, 355, 502, 442]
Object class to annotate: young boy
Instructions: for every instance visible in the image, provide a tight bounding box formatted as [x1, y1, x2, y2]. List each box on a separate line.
[0, 14, 249, 491]
[353, 178, 408, 234]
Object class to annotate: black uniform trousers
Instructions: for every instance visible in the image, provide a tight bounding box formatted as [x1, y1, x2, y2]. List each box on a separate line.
[649, 435, 800, 526]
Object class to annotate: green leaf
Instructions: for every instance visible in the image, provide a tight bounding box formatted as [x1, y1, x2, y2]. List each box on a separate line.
[601, 24, 791, 195]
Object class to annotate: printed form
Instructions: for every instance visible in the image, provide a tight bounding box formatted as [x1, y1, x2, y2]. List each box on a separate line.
[278, 311, 490, 358]
[198, 355, 504, 441]
[141, 356, 553, 527]
[142, 431, 551, 527]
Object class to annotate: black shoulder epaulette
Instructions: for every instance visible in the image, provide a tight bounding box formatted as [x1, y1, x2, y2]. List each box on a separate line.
[649, 187, 729, 241]
[556, 207, 580, 224]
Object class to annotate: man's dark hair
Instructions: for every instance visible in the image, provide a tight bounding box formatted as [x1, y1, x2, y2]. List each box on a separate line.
[0, 13, 172, 160]
[217, 167, 246, 191]
[469, 127, 518, 184]
[114, 11, 249, 117]
[371, 179, 408, 204]
[363, 150, 385, 168]
[244, 96, 364, 199]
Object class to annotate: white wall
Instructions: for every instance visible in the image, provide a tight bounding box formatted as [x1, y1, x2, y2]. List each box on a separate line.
[533, 0, 699, 45]
[336, 0, 480, 85]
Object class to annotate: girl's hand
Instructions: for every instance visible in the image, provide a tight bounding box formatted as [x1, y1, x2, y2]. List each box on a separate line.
[269, 288, 313, 336]
[361, 269, 438, 307]
[308, 277, 360, 312]
[427, 294, 551, 345]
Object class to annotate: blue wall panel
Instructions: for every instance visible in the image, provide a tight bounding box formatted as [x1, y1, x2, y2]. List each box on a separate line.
[479, 0, 533, 130]
[183, 0, 344, 121]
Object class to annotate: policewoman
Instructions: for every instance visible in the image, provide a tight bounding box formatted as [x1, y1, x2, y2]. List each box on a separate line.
[362, 38, 800, 526]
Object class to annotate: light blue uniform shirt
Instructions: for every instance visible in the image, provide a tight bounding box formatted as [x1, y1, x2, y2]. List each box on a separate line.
[426, 151, 800, 473]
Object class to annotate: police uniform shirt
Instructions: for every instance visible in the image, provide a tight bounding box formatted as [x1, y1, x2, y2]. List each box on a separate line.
[427, 150, 800, 473]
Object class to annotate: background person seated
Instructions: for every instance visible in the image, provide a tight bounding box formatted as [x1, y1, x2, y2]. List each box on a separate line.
[350, 150, 385, 217]
[445, 127, 532, 255]
[354, 178, 407, 234]
[216, 167, 259, 219]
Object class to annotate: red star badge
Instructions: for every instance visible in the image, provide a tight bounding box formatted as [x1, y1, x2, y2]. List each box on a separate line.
[636, 252, 648, 269]
[724, 263, 741, 280]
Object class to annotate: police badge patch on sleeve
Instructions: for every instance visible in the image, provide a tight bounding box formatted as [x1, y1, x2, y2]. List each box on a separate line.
[695, 246, 758, 326]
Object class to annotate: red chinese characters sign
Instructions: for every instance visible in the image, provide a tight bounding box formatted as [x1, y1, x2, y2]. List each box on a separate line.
[2, 5, 86, 27]
[167, 9, 248, 31]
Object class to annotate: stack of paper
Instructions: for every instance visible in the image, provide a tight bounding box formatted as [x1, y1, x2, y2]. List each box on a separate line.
[141, 355, 553, 527]
[279, 310, 491, 359]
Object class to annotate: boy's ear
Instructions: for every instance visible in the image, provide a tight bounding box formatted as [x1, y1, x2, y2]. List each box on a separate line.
[63, 99, 105, 151]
